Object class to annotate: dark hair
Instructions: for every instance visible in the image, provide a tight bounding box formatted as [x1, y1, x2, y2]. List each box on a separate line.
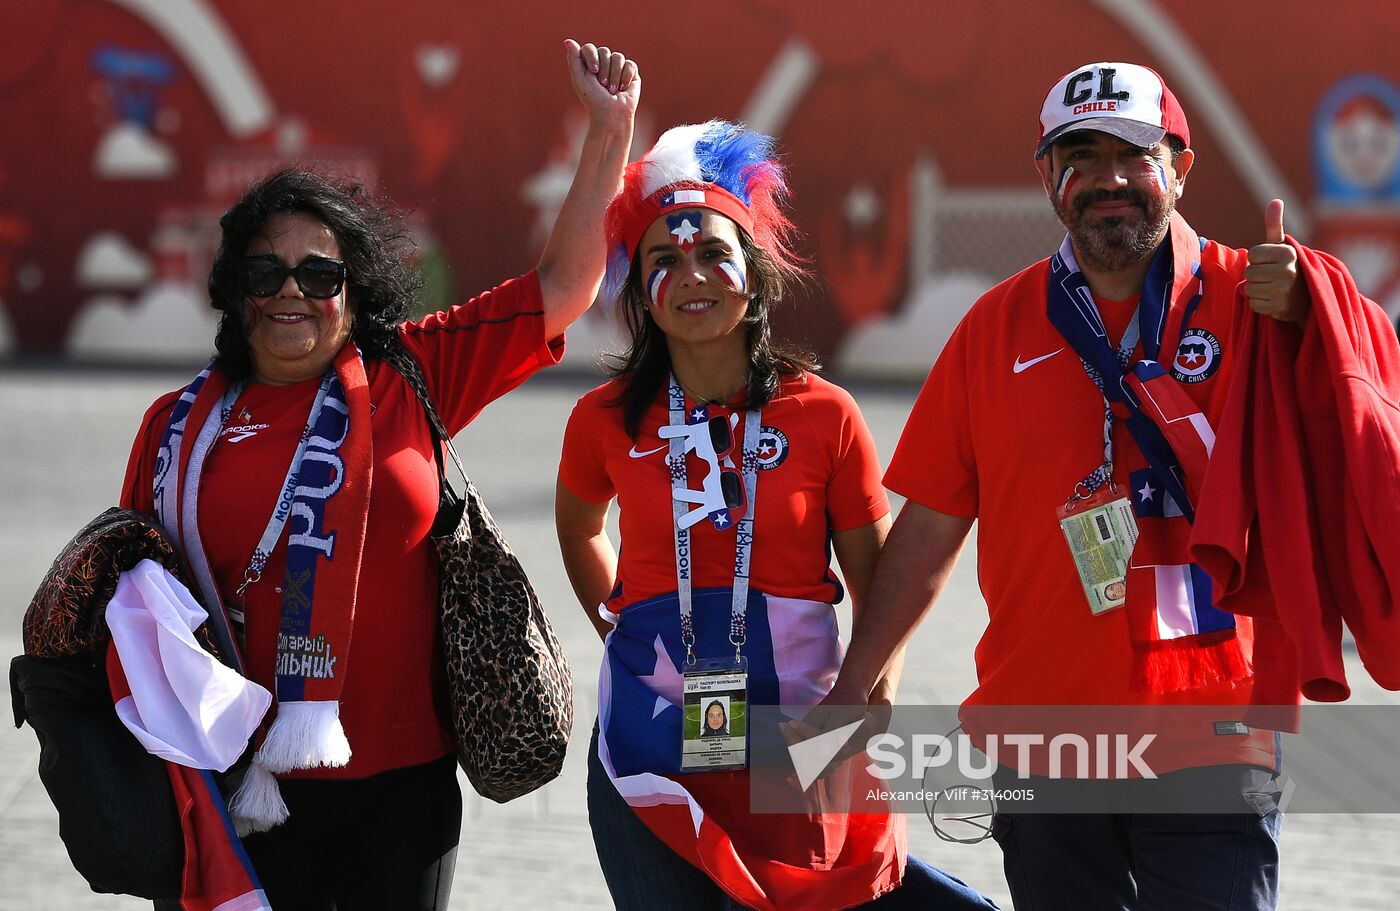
[705, 700, 727, 729]
[208, 168, 420, 379]
[604, 226, 816, 439]
[1166, 134, 1187, 164]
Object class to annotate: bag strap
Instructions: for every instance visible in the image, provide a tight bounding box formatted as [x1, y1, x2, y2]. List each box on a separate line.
[380, 347, 470, 504]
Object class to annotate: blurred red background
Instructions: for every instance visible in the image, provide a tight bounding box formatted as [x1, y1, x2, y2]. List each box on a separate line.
[4, 0, 1399, 368]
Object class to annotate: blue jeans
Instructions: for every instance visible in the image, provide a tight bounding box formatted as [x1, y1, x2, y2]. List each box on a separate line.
[990, 764, 1283, 911]
[587, 727, 999, 910]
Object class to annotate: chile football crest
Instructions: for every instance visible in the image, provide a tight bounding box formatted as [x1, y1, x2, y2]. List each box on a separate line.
[1170, 328, 1222, 383]
[755, 426, 789, 470]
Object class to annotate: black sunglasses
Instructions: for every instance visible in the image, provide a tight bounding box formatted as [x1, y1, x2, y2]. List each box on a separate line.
[719, 466, 746, 511]
[707, 416, 734, 458]
[238, 255, 346, 299]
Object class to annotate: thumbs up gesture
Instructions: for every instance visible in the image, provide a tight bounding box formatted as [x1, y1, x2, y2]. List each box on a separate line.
[1244, 199, 1309, 323]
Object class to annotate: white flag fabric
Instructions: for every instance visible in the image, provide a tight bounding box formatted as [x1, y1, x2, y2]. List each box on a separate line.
[107, 559, 270, 771]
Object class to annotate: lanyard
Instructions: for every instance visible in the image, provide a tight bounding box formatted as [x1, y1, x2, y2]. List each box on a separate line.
[1076, 296, 1141, 499]
[200, 372, 337, 601]
[665, 374, 761, 666]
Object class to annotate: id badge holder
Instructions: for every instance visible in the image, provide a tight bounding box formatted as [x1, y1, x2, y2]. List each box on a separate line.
[225, 604, 248, 657]
[1056, 485, 1139, 615]
[681, 657, 748, 772]
[226, 571, 258, 657]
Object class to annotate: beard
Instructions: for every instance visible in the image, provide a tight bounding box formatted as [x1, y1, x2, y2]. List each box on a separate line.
[1052, 184, 1174, 272]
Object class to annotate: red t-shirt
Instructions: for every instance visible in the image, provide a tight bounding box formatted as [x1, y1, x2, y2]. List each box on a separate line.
[559, 372, 889, 611]
[120, 271, 561, 778]
[885, 237, 1277, 773]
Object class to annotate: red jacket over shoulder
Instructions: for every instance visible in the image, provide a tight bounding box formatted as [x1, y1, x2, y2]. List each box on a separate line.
[1192, 241, 1400, 726]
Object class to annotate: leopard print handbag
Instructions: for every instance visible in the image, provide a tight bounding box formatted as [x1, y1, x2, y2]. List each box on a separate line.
[384, 349, 573, 803]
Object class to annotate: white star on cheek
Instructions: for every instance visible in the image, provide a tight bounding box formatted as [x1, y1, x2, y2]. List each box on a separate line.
[635, 634, 682, 719]
[1138, 480, 1156, 502]
[671, 218, 700, 245]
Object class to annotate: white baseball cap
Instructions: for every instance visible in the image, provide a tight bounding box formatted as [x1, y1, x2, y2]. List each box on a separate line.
[1036, 62, 1190, 158]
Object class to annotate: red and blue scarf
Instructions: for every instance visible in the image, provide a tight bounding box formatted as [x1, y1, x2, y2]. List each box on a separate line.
[155, 343, 372, 831]
[1047, 213, 1251, 693]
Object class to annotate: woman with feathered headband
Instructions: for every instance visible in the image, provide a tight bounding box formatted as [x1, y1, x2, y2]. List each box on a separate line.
[556, 122, 997, 910]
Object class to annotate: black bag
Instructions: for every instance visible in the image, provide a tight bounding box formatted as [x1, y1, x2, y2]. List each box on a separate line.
[11, 653, 183, 899]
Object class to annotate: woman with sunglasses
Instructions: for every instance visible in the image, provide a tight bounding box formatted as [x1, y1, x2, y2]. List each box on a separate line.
[116, 40, 636, 910]
[555, 122, 997, 911]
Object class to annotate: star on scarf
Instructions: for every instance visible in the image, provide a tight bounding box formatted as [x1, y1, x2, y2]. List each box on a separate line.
[1138, 480, 1156, 503]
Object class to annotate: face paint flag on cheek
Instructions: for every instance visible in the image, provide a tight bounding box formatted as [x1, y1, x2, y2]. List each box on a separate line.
[648, 268, 673, 307]
[716, 260, 746, 293]
[1150, 160, 1169, 194]
[1056, 166, 1079, 208]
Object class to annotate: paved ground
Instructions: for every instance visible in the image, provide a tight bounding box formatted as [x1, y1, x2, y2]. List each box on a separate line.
[2, 365, 1397, 910]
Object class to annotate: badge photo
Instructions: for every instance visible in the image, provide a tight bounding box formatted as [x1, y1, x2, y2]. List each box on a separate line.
[1170, 328, 1222, 383]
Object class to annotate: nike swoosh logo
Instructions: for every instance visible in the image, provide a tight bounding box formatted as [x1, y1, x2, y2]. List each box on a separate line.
[1012, 348, 1065, 374]
[628, 444, 667, 459]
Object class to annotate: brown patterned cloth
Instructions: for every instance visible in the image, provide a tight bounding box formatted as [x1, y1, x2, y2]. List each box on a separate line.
[22, 508, 200, 659]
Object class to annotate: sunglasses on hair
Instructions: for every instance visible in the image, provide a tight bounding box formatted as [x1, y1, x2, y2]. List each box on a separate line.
[238, 255, 346, 299]
[706, 416, 748, 514]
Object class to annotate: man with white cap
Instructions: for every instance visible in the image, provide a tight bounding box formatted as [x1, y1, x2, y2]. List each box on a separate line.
[818, 62, 1328, 909]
